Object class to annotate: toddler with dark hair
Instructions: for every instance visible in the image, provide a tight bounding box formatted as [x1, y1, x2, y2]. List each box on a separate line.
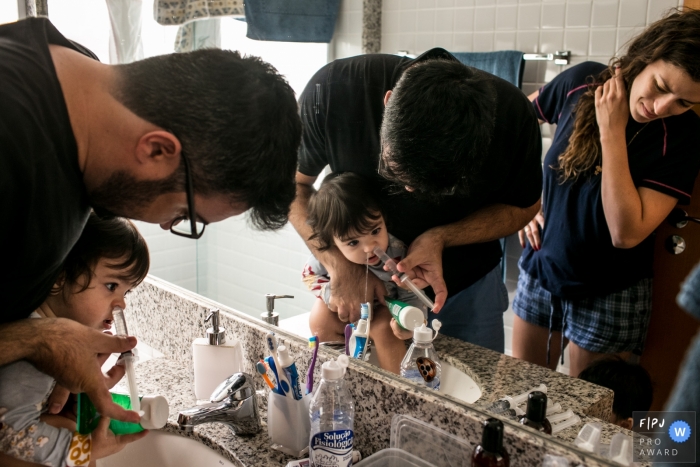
[302, 172, 428, 374]
[0, 212, 150, 466]
[578, 356, 654, 429]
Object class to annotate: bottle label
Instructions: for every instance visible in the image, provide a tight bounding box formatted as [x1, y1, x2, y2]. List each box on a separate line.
[310, 429, 354, 467]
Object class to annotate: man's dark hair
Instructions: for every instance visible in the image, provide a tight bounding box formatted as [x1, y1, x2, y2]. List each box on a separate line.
[578, 356, 654, 421]
[112, 49, 301, 230]
[54, 212, 150, 295]
[307, 172, 383, 251]
[380, 59, 496, 201]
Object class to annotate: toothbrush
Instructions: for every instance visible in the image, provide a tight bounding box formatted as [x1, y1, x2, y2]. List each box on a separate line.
[306, 336, 319, 395]
[344, 324, 353, 356]
[255, 360, 276, 392]
[277, 345, 303, 400]
[265, 332, 291, 397]
[265, 356, 286, 396]
[373, 247, 435, 311]
[112, 307, 141, 414]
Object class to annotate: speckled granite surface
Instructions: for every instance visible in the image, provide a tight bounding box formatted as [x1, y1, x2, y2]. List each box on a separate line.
[123, 276, 621, 467]
[362, 0, 381, 53]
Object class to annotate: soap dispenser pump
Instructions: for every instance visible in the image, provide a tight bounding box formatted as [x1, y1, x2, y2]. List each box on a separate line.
[262, 294, 294, 326]
[192, 309, 243, 400]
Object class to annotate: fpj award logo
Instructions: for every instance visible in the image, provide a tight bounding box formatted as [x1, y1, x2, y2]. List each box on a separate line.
[633, 411, 695, 463]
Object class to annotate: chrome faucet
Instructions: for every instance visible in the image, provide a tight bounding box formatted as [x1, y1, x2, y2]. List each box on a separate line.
[177, 373, 261, 435]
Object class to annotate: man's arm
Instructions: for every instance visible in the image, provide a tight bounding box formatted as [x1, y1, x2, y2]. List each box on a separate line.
[289, 172, 386, 323]
[397, 200, 541, 311]
[0, 318, 141, 423]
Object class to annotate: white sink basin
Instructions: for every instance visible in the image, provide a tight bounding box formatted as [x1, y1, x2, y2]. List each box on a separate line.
[98, 430, 236, 467]
[367, 351, 482, 404]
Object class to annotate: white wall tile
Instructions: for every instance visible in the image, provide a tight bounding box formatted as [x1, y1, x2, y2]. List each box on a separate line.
[473, 31, 495, 50]
[564, 29, 589, 56]
[455, 8, 476, 31]
[435, 9, 456, 31]
[419, 0, 437, 8]
[516, 30, 540, 52]
[495, 31, 517, 49]
[454, 0, 476, 6]
[498, 0, 518, 5]
[497, 5, 518, 29]
[453, 32, 474, 50]
[475, 0, 495, 5]
[475, 6, 497, 30]
[416, 33, 437, 51]
[619, 0, 647, 27]
[539, 28, 564, 52]
[541, 2, 566, 28]
[384, 0, 401, 11]
[382, 10, 400, 34]
[437, 0, 456, 7]
[400, 10, 417, 33]
[566, 2, 592, 28]
[435, 32, 455, 48]
[591, 0, 619, 28]
[417, 10, 436, 32]
[616, 25, 644, 53]
[589, 28, 617, 56]
[397, 33, 417, 52]
[517, 4, 541, 29]
[647, 0, 680, 24]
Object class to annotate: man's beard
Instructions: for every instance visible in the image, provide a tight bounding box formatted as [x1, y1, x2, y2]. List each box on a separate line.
[88, 170, 181, 219]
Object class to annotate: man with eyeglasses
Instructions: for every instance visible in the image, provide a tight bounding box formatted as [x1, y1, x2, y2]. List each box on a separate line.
[290, 48, 542, 352]
[0, 16, 300, 432]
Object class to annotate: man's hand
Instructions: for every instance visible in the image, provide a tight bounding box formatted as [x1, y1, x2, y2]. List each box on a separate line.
[396, 230, 448, 312]
[91, 416, 148, 463]
[389, 318, 414, 340]
[326, 260, 387, 323]
[23, 318, 141, 424]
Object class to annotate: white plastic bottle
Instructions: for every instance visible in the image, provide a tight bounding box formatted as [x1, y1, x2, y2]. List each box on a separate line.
[192, 309, 243, 400]
[309, 355, 354, 467]
[399, 320, 442, 390]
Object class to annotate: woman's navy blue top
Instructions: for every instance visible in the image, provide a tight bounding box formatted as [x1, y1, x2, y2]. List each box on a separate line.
[520, 62, 700, 299]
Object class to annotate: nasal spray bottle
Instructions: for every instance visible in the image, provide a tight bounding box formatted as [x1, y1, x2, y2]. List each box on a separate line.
[348, 303, 370, 360]
[77, 307, 169, 435]
[400, 320, 442, 390]
[309, 355, 354, 467]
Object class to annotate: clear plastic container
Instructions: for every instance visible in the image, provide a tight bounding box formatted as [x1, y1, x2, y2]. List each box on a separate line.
[354, 448, 434, 467]
[268, 391, 312, 457]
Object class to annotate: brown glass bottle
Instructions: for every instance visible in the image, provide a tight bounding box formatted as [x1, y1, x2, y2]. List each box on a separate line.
[472, 418, 510, 467]
[518, 391, 552, 434]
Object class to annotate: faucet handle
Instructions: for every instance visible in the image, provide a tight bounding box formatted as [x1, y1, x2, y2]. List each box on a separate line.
[210, 373, 254, 403]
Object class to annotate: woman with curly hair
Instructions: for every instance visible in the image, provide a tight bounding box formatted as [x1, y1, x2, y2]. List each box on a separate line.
[513, 9, 700, 376]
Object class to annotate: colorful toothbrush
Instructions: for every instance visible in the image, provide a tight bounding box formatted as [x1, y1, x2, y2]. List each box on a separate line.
[256, 360, 276, 392]
[305, 336, 319, 395]
[344, 324, 353, 356]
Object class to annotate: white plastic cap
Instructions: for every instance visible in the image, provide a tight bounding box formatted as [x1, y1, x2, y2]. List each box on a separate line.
[277, 345, 293, 368]
[574, 422, 602, 453]
[356, 319, 368, 335]
[139, 395, 169, 429]
[413, 324, 433, 343]
[321, 355, 349, 380]
[399, 306, 425, 331]
[609, 433, 633, 466]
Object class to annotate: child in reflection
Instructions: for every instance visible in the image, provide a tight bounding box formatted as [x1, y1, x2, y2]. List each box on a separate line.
[578, 356, 653, 430]
[0, 213, 150, 466]
[302, 172, 427, 374]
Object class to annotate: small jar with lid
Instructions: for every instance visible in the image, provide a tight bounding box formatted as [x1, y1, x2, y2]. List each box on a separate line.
[472, 418, 509, 467]
[518, 391, 552, 434]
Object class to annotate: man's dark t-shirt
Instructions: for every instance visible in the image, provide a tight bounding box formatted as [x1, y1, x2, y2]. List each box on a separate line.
[298, 49, 543, 297]
[0, 18, 92, 323]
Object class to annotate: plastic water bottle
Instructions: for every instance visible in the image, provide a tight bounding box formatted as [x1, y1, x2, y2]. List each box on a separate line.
[400, 320, 442, 390]
[309, 355, 354, 467]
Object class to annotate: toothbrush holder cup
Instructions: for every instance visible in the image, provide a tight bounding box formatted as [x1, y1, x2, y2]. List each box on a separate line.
[267, 391, 312, 457]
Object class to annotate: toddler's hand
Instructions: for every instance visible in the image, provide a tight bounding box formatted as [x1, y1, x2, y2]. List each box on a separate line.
[390, 319, 414, 340]
[91, 415, 148, 462]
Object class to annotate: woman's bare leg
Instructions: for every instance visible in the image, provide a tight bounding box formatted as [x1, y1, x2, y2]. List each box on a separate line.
[512, 314, 563, 371]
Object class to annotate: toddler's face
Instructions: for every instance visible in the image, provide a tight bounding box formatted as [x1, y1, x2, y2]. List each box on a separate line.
[57, 258, 136, 330]
[333, 216, 390, 266]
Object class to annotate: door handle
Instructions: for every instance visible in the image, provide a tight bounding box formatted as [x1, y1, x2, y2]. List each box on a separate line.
[667, 208, 700, 229]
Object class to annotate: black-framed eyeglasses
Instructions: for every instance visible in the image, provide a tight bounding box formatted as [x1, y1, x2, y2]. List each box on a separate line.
[170, 153, 206, 239]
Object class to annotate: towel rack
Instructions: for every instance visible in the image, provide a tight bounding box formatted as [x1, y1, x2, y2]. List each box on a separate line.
[398, 50, 571, 66]
[523, 50, 570, 65]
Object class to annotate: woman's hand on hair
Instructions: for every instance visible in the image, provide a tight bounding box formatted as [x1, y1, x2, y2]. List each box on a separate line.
[595, 67, 629, 142]
[518, 212, 545, 250]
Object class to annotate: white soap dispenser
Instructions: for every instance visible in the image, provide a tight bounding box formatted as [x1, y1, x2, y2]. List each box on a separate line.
[192, 309, 243, 400]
